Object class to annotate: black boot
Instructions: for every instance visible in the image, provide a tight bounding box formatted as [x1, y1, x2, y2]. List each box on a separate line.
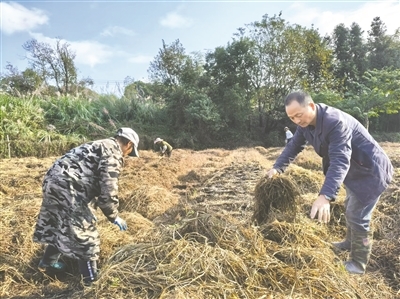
[38, 244, 66, 272]
[332, 225, 351, 252]
[344, 230, 373, 274]
[78, 259, 98, 286]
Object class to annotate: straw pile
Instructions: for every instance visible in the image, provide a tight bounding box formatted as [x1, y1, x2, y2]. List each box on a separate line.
[285, 165, 324, 194]
[119, 185, 179, 220]
[252, 175, 299, 225]
[77, 207, 396, 299]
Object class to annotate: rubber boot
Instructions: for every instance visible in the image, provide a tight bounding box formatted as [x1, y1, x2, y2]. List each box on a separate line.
[344, 230, 373, 275]
[78, 259, 98, 286]
[332, 226, 351, 252]
[38, 244, 66, 272]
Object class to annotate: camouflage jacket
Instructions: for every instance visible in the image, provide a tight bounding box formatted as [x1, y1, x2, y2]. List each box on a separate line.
[44, 137, 123, 222]
[33, 137, 125, 260]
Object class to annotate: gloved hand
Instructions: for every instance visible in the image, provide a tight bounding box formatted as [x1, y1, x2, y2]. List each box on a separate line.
[113, 216, 127, 231]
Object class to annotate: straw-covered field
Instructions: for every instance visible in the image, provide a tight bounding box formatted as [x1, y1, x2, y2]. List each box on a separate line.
[1, 144, 399, 299]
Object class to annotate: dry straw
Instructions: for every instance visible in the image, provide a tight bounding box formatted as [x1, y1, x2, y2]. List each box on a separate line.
[252, 175, 299, 225]
[1, 147, 399, 299]
[80, 207, 395, 299]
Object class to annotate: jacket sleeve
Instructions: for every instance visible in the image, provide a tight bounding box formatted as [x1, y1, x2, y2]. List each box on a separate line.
[96, 144, 123, 222]
[319, 119, 352, 199]
[273, 129, 306, 173]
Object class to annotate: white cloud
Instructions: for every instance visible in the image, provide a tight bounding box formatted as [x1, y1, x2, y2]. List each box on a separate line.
[128, 55, 153, 64]
[72, 40, 114, 67]
[100, 26, 136, 37]
[289, 2, 400, 36]
[27, 32, 152, 68]
[29, 32, 56, 44]
[160, 12, 193, 29]
[29, 32, 114, 67]
[0, 2, 48, 35]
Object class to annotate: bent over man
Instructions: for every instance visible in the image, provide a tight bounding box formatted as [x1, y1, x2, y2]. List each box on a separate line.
[154, 137, 173, 158]
[33, 127, 140, 285]
[266, 91, 393, 275]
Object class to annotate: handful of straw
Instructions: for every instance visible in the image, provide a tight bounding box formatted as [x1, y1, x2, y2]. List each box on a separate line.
[252, 175, 300, 225]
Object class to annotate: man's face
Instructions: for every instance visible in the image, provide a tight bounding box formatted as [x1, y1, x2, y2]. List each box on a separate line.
[285, 100, 316, 127]
[123, 142, 134, 157]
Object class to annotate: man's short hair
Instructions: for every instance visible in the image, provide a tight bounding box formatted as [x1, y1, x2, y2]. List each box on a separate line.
[285, 91, 313, 107]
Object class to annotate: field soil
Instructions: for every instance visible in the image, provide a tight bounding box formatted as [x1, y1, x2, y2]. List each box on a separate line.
[1, 143, 399, 299]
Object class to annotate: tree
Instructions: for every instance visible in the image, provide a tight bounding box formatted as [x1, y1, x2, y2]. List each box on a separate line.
[184, 91, 222, 142]
[349, 23, 368, 82]
[296, 25, 334, 91]
[331, 24, 351, 82]
[330, 22, 368, 93]
[148, 39, 211, 133]
[23, 38, 78, 94]
[204, 37, 257, 130]
[242, 14, 333, 130]
[367, 17, 400, 70]
[340, 68, 400, 130]
[123, 80, 154, 103]
[148, 39, 200, 88]
[0, 63, 43, 96]
[330, 24, 354, 93]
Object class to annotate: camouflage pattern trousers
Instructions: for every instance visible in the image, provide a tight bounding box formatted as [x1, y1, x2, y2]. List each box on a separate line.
[33, 174, 100, 261]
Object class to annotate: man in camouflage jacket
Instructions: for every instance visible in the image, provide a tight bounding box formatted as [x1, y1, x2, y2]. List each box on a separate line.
[33, 127, 139, 286]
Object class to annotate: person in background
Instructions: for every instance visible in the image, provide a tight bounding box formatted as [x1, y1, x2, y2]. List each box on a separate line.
[154, 137, 173, 158]
[265, 91, 393, 275]
[284, 127, 294, 145]
[33, 127, 140, 286]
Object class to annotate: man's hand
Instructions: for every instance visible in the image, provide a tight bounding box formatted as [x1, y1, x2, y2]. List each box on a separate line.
[266, 169, 278, 179]
[310, 195, 331, 223]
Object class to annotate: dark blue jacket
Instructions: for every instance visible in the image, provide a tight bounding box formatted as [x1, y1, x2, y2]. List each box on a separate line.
[273, 103, 393, 204]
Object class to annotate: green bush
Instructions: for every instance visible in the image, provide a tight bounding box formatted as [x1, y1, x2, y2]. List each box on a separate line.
[264, 131, 284, 147]
[371, 132, 400, 143]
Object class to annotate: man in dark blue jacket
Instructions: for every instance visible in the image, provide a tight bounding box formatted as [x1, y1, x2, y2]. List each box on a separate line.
[266, 91, 393, 274]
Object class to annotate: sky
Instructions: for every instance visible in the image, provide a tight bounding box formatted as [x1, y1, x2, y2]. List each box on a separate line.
[1, 0, 399, 94]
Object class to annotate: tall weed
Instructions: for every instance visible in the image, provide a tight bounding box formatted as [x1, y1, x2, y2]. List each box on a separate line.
[41, 96, 107, 137]
[0, 94, 45, 139]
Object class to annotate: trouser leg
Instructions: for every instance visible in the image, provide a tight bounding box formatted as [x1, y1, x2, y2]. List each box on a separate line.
[342, 187, 379, 274]
[40, 244, 61, 265]
[78, 259, 98, 285]
[332, 192, 352, 251]
[38, 244, 66, 272]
